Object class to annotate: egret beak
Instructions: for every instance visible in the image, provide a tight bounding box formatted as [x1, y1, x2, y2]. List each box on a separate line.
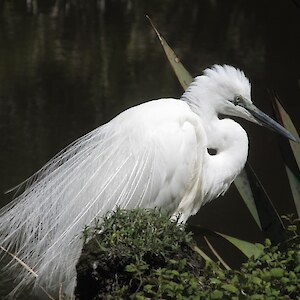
[238, 98, 299, 143]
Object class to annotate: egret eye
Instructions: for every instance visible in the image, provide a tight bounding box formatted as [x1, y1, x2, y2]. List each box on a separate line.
[233, 95, 242, 106]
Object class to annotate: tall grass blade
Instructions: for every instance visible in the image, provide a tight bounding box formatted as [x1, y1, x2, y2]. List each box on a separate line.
[216, 232, 263, 259]
[272, 96, 300, 217]
[273, 96, 300, 169]
[203, 236, 231, 270]
[234, 169, 262, 229]
[191, 244, 213, 263]
[0, 246, 38, 278]
[245, 164, 286, 243]
[0, 246, 55, 300]
[285, 165, 300, 217]
[146, 16, 193, 90]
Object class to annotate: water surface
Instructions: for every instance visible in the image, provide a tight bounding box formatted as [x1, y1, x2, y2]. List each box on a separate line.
[0, 0, 299, 297]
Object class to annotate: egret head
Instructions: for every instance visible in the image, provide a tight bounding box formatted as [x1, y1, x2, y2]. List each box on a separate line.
[190, 64, 298, 142]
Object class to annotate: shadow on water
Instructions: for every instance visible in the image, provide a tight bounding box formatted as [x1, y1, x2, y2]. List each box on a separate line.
[0, 0, 299, 298]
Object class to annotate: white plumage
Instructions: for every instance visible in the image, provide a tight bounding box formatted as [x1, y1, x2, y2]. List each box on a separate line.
[0, 65, 295, 298]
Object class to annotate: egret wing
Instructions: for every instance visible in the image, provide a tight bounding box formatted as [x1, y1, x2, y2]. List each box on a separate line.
[0, 99, 204, 295]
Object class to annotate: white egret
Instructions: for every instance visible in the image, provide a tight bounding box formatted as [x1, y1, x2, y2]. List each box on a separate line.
[0, 64, 297, 298]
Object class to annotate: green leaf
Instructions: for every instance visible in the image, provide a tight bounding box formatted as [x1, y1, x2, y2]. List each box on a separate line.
[234, 169, 262, 230]
[270, 268, 284, 278]
[216, 232, 263, 259]
[294, 265, 300, 273]
[143, 284, 154, 293]
[210, 278, 222, 285]
[147, 16, 193, 90]
[222, 283, 239, 294]
[125, 264, 137, 273]
[272, 96, 300, 218]
[252, 276, 262, 285]
[280, 277, 290, 284]
[191, 244, 213, 263]
[286, 285, 297, 293]
[273, 97, 300, 169]
[244, 164, 286, 244]
[250, 295, 265, 300]
[285, 165, 300, 218]
[211, 290, 224, 299]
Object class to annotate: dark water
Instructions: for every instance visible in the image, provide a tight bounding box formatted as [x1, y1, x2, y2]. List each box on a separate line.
[0, 0, 300, 297]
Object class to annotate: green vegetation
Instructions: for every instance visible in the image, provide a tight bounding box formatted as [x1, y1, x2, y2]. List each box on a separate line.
[199, 223, 300, 299]
[75, 208, 203, 299]
[75, 209, 300, 300]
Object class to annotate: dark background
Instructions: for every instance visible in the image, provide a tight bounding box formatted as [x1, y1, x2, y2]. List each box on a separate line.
[0, 0, 299, 251]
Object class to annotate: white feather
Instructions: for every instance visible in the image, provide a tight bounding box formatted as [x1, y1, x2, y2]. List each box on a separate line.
[1, 65, 262, 298]
[0, 98, 205, 296]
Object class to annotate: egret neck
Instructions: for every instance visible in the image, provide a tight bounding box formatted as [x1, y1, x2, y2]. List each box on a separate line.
[181, 79, 249, 204]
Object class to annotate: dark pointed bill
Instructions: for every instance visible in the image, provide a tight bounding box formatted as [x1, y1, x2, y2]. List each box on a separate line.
[239, 100, 299, 143]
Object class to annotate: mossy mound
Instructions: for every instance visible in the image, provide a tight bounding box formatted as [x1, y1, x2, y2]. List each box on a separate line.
[74, 208, 203, 299]
[75, 210, 300, 299]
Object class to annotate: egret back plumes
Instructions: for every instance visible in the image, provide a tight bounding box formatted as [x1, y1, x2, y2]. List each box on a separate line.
[0, 65, 296, 298]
